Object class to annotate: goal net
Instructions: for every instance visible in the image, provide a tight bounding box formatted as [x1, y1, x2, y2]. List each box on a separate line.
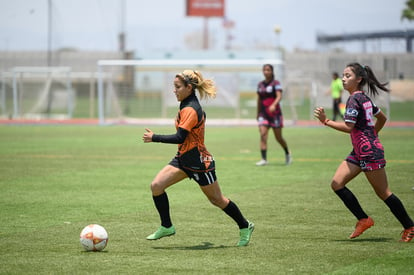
[96, 59, 299, 126]
[7, 66, 74, 119]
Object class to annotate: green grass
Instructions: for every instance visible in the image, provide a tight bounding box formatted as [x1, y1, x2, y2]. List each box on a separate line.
[0, 125, 413, 274]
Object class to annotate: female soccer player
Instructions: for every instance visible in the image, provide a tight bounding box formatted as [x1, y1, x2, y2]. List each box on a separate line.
[256, 64, 291, 166]
[314, 62, 414, 242]
[142, 70, 254, 246]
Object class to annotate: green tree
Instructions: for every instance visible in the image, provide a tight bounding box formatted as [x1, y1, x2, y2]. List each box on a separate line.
[401, 0, 414, 21]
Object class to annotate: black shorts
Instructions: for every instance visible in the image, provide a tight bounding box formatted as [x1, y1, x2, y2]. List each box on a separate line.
[169, 156, 217, 186]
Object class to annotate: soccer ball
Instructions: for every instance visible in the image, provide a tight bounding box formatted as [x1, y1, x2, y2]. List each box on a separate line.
[80, 224, 108, 251]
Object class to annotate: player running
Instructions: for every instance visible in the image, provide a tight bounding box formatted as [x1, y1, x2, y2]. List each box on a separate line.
[314, 62, 414, 242]
[142, 70, 254, 246]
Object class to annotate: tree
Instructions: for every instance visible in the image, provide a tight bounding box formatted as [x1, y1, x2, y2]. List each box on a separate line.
[401, 0, 414, 21]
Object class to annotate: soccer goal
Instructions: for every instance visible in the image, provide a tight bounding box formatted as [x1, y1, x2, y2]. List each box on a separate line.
[96, 58, 294, 125]
[8, 66, 74, 119]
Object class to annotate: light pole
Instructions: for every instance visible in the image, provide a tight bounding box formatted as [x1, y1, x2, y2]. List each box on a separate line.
[273, 25, 285, 89]
[47, 0, 52, 67]
[274, 25, 281, 58]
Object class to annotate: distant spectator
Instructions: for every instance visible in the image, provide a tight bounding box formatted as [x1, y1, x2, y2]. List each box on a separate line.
[328, 72, 344, 121]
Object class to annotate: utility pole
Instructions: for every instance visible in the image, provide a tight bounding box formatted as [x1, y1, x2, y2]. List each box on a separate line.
[47, 0, 52, 66]
[46, 0, 53, 115]
[118, 0, 126, 53]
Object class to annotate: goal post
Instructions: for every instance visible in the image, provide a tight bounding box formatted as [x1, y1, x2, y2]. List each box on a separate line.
[97, 59, 286, 125]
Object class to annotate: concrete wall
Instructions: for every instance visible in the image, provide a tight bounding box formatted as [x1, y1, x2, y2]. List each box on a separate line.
[0, 50, 124, 72]
[1, 50, 413, 81]
[285, 51, 414, 83]
[1, 50, 413, 100]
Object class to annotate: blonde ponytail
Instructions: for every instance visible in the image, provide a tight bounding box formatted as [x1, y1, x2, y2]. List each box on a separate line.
[176, 70, 216, 100]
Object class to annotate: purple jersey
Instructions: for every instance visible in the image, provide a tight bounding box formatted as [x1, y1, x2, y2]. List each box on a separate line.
[344, 91, 384, 165]
[257, 79, 282, 118]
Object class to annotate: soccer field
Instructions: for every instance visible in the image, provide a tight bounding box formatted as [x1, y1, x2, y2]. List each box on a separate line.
[0, 125, 413, 274]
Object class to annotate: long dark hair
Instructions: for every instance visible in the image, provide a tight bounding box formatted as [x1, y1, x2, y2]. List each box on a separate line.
[346, 62, 390, 97]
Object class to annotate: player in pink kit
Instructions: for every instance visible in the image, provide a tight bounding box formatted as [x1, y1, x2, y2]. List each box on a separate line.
[314, 62, 414, 242]
[256, 64, 291, 166]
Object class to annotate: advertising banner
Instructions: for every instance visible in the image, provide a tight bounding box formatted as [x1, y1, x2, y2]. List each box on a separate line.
[186, 0, 225, 17]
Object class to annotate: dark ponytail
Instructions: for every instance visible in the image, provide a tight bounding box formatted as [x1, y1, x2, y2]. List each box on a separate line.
[346, 62, 390, 97]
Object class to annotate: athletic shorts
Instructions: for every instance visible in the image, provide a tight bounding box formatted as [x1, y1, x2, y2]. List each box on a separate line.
[169, 156, 217, 186]
[257, 114, 284, 128]
[345, 150, 386, 171]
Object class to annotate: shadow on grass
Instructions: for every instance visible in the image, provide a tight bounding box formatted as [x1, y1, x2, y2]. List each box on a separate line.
[333, 237, 393, 242]
[152, 241, 232, 250]
[80, 250, 109, 253]
[255, 162, 289, 167]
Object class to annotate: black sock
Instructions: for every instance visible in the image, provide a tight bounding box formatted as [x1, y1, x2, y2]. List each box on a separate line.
[261, 149, 267, 160]
[384, 194, 414, 229]
[283, 147, 289, 155]
[335, 187, 368, 220]
[153, 192, 172, 228]
[222, 201, 249, 229]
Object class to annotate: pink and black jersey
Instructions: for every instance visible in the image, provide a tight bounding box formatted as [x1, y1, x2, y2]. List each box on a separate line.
[257, 79, 283, 119]
[344, 91, 384, 165]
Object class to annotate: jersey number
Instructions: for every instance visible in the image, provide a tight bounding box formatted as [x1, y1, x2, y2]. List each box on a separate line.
[363, 102, 374, 126]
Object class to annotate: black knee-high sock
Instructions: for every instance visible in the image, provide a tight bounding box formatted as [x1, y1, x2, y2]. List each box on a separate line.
[384, 194, 414, 229]
[335, 187, 368, 220]
[261, 149, 267, 160]
[153, 192, 172, 228]
[222, 201, 249, 229]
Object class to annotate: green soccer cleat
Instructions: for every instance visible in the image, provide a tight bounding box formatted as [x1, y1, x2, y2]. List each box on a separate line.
[237, 221, 254, 247]
[146, 225, 176, 240]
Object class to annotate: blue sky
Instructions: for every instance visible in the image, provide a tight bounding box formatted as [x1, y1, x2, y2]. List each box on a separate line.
[0, 0, 413, 52]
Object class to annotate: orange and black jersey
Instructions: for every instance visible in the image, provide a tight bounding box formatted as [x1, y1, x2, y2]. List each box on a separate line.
[152, 93, 214, 172]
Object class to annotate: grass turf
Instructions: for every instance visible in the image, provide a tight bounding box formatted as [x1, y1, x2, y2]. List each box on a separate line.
[0, 125, 413, 274]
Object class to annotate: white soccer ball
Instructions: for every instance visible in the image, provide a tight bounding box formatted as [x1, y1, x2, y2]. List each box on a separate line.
[80, 224, 108, 251]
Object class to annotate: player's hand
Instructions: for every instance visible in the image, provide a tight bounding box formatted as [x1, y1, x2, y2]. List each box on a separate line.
[313, 107, 326, 123]
[142, 128, 154, 143]
[268, 105, 276, 113]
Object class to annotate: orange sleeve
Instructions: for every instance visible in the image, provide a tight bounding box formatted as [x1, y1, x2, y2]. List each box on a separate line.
[178, 107, 198, 132]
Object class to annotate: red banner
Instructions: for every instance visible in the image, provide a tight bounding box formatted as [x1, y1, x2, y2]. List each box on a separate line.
[186, 0, 225, 17]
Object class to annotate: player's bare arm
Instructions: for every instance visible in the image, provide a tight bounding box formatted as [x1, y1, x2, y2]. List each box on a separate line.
[374, 111, 387, 133]
[314, 107, 354, 133]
